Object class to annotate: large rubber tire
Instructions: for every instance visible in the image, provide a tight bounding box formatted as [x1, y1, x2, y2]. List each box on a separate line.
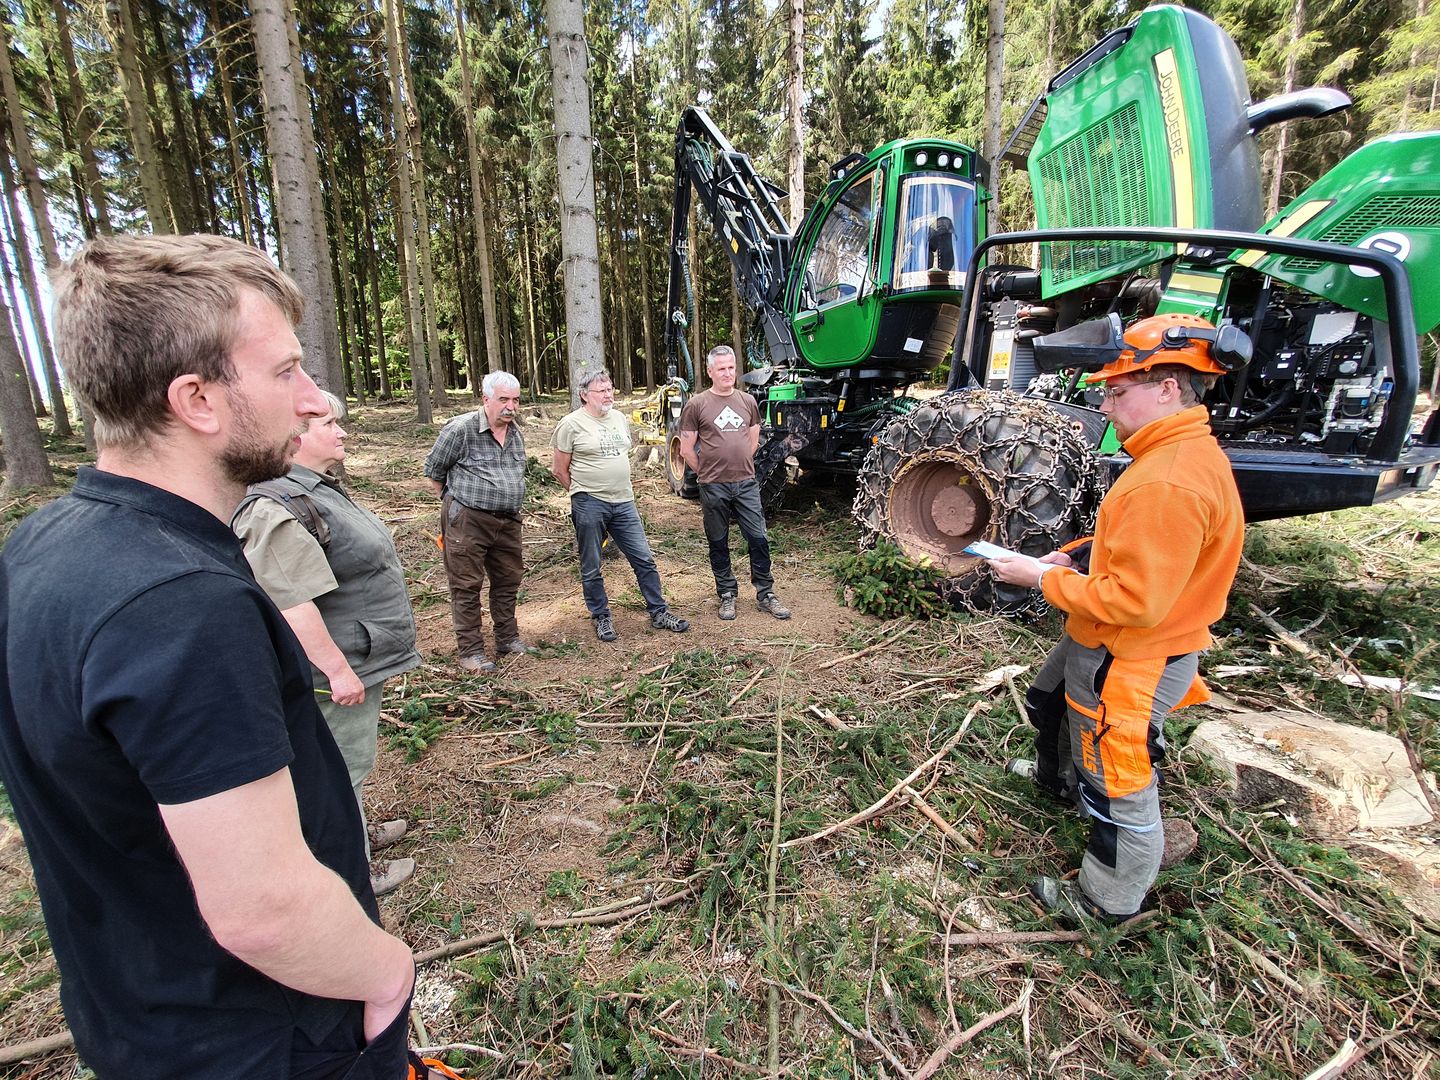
[665, 415, 699, 499]
[852, 389, 1100, 615]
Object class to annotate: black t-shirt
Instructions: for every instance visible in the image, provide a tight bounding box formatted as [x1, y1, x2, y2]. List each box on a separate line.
[0, 468, 375, 1077]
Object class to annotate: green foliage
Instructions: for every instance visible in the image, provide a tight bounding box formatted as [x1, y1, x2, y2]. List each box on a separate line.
[383, 696, 451, 763]
[831, 542, 947, 619]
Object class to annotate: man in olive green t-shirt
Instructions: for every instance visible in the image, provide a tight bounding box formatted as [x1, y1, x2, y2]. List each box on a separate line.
[552, 369, 690, 642]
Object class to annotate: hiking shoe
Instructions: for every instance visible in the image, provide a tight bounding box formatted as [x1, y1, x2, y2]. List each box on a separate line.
[371, 857, 416, 897]
[458, 654, 496, 674]
[497, 639, 533, 656]
[757, 593, 791, 620]
[368, 819, 407, 851]
[1006, 758, 1038, 781]
[595, 615, 618, 642]
[1160, 817, 1199, 869]
[650, 610, 691, 633]
[718, 596, 737, 621]
[1030, 875, 1124, 925]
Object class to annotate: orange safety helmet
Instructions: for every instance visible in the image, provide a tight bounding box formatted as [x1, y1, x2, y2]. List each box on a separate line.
[1088, 313, 1240, 382]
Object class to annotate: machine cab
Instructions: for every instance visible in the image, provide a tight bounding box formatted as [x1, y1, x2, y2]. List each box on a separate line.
[785, 140, 984, 374]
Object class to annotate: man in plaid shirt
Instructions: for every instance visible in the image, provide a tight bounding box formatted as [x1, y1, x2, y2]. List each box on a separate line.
[424, 371, 529, 673]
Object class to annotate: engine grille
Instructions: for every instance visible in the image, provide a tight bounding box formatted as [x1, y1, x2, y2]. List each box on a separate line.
[1035, 102, 1153, 287]
[1282, 194, 1440, 272]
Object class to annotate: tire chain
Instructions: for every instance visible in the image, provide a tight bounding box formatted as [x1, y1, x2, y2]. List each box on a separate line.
[852, 389, 1102, 616]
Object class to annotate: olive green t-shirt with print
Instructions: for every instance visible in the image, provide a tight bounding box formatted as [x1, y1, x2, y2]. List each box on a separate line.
[552, 408, 635, 502]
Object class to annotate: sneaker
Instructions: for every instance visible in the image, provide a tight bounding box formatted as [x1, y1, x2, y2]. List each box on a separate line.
[497, 639, 533, 656]
[368, 819, 407, 851]
[757, 593, 791, 620]
[458, 654, 496, 674]
[650, 610, 691, 633]
[1006, 758, 1037, 781]
[370, 857, 416, 897]
[594, 615, 618, 642]
[1030, 875, 1123, 925]
[1160, 817, 1199, 869]
[718, 595, 737, 621]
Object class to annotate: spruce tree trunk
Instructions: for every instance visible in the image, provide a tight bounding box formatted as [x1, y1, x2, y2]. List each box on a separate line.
[394, 5, 446, 407]
[454, 2, 503, 378]
[0, 218, 45, 418]
[109, 0, 169, 230]
[144, 0, 203, 231]
[208, 0, 253, 245]
[546, 0, 606, 408]
[0, 124, 71, 437]
[1266, 0, 1305, 218]
[250, 0, 344, 393]
[785, 0, 805, 229]
[0, 306, 53, 492]
[52, 0, 111, 234]
[983, 0, 1005, 171]
[380, 0, 431, 421]
[631, 124, 656, 389]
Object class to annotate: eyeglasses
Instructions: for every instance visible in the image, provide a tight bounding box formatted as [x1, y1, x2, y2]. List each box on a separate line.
[1099, 378, 1168, 402]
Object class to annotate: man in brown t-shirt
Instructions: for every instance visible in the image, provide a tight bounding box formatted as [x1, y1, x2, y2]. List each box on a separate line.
[678, 345, 791, 621]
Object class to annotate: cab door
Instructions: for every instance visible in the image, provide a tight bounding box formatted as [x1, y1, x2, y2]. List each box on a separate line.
[790, 170, 881, 369]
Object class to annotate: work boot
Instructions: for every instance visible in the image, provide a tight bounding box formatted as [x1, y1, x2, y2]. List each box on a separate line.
[1160, 817, 1199, 869]
[458, 654, 496, 674]
[497, 639, 533, 656]
[371, 857, 416, 897]
[757, 593, 791, 620]
[368, 819, 407, 851]
[650, 610, 690, 633]
[594, 615, 618, 642]
[718, 596, 737, 621]
[1030, 875, 1124, 926]
[1005, 758, 1037, 781]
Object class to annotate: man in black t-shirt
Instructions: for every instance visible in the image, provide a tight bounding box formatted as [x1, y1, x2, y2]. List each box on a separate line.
[0, 236, 434, 1078]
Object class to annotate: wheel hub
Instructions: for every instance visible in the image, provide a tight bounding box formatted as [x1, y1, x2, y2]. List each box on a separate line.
[887, 455, 994, 573]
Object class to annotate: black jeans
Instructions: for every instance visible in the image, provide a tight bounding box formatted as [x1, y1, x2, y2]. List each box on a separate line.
[697, 478, 774, 599]
[289, 994, 411, 1080]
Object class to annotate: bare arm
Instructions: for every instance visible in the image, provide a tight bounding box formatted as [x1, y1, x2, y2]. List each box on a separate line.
[552, 449, 572, 490]
[160, 769, 414, 1040]
[281, 601, 364, 705]
[748, 422, 761, 456]
[426, 477, 444, 497]
[680, 430, 699, 473]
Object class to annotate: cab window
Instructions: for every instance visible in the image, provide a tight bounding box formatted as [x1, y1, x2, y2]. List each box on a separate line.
[804, 174, 875, 306]
[893, 175, 976, 292]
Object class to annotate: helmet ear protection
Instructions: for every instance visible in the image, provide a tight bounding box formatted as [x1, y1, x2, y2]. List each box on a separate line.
[1148, 323, 1253, 371]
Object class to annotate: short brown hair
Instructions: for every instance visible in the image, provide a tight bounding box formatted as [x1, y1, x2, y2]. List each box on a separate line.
[1141, 363, 1218, 406]
[51, 234, 304, 448]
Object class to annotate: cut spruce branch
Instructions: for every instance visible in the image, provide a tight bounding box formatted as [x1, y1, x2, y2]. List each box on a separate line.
[941, 911, 1156, 946]
[770, 980, 915, 1080]
[912, 979, 1033, 1080]
[781, 700, 986, 849]
[815, 621, 914, 671]
[414, 878, 701, 964]
[0, 1031, 74, 1068]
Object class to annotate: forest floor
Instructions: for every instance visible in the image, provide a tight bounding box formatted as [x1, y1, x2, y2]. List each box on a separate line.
[3, 393, 1440, 1079]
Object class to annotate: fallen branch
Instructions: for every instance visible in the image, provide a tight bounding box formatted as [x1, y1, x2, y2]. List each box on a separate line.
[1064, 986, 1175, 1070]
[1200, 805, 1437, 995]
[726, 666, 769, 708]
[941, 911, 1156, 947]
[815, 622, 913, 671]
[0, 1031, 74, 1068]
[1303, 1037, 1362, 1080]
[771, 980, 915, 1080]
[912, 979, 1032, 1080]
[414, 880, 700, 964]
[644, 1025, 780, 1075]
[782, 701, 986, 850]
[904, 785, 965, 842]
[414, 1042, 505, 1061]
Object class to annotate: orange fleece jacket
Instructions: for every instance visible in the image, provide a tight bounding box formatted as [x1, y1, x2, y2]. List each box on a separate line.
[1040, 405, 1244, 660]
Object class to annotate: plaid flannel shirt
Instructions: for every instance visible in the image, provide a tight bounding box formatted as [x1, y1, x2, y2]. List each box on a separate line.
[424, 410, 527, 514]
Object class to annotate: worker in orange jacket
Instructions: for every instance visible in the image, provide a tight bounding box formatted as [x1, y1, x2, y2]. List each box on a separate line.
[993, 313, 1246, 922]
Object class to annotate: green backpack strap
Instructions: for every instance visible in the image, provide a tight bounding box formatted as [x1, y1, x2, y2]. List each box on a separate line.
[232, 479, 332, 548]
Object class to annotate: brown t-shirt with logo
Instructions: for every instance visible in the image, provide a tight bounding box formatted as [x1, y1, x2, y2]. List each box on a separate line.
[679, 389, 760, 484]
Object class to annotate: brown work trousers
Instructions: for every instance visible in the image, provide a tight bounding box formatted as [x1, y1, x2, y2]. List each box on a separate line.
[442, 496, 524, 658]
